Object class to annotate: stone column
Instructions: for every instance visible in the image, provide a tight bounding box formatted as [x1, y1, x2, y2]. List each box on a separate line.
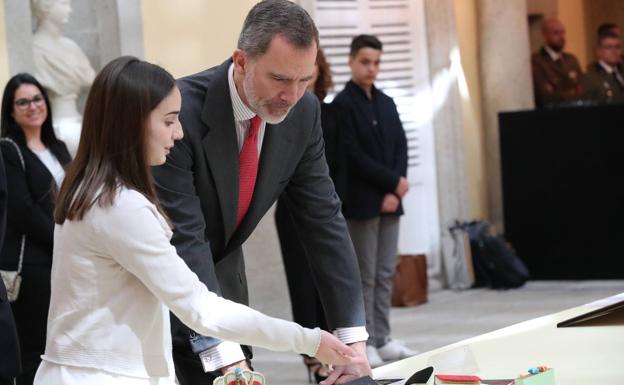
[423, 0, 470, 289]
[477, 0, 535, 231]
[3, 1, 35, 73]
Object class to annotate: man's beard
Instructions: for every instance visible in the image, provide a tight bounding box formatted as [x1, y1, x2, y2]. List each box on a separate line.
[243, 72, 292, 124]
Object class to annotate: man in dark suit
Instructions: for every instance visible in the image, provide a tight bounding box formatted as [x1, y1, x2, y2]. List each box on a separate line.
[152, 1, 370, 384]
[0, 148, 21, 385]
[532, 18, 583, 108]
[582, 32, 624, 104]
[332, 34, 413, 367]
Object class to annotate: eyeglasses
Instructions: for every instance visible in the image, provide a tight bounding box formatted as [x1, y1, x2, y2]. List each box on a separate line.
[14, 94, 45, 110]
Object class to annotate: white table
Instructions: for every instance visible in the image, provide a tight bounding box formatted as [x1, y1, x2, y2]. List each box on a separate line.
[373, 293, 624, 384]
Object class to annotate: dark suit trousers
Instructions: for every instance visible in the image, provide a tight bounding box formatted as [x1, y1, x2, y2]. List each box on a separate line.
[11, 265, 50, 385]
[275, 199, 328, 332]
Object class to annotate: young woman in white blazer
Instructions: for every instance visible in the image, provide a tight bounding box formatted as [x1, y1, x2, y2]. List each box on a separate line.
[33, 56, 357, 384]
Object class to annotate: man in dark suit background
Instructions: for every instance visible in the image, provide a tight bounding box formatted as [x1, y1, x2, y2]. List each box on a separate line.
[0, 147, 21, 384]
[152, 1, 370, 384]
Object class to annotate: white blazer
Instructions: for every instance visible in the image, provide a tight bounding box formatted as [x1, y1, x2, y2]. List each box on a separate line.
[38, 188, 319, 380]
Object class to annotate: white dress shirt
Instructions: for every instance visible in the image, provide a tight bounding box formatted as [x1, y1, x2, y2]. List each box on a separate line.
[544, 45, 561, 62]
[199, 64, 368, 372]
[34, 187, 320, 384]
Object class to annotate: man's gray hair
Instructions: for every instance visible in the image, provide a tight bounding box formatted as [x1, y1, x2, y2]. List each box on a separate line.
[238, 0, 319, 58]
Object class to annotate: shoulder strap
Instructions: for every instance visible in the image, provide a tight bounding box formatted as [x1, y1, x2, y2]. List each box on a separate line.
[0, 137, 26, 171]
[0, 137, 26, 273]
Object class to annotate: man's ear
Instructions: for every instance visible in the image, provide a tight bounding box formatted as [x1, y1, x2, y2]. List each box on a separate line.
[232, 49, 247, 74]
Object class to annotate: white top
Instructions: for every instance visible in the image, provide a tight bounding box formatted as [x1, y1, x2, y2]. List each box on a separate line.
[35, 187, 320, 383]
[34, 148, 65, 187]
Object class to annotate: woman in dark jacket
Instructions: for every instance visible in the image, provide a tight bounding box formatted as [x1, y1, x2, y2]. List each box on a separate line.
[275, 49, 348, 383]
[0, 73, 71, 385]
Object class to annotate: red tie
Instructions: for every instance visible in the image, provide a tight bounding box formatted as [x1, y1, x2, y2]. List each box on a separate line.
[236, 115, 262, 229]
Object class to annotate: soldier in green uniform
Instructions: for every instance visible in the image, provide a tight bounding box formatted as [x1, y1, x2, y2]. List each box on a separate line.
[582, 32, 624, 104]
[531, 18, 583, 108]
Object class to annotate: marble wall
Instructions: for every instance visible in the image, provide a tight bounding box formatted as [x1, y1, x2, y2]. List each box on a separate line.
[477, 0, 535, 231]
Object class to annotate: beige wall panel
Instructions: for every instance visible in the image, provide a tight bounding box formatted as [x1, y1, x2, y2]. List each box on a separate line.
[558, 0, 588, 69]
[527, 0, 557, 17]
[141, 1, 257, 78]
[453, 0, 487, 219]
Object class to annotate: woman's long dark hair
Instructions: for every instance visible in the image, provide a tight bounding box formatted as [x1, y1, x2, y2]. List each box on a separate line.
[54, 56, 176, 224]
[312, 48, 333, 101]
[0, 73, 58, 145]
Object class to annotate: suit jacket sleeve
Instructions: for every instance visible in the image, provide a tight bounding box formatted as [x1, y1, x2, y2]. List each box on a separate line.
[152, 134, 222, 296]
[152, 130, 232, 353]
[282, 101, 366, 329]
[1, 142, 54, 249]
[334, 99, 401, 193]
[0, 147, 7, 249]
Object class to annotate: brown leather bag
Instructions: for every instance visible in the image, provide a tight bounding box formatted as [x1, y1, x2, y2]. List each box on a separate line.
[391, 254, 428, 307]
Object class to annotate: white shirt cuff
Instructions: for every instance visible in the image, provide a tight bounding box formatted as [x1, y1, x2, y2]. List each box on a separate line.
[198, 341, 246, 372]
[333, 326, 369, 344]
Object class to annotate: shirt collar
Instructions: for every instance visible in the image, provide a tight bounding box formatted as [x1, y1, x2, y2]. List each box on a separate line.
[347, 79, 378, 101]
[228, 63, 256, 122]
[543, 45, 561, 61]
[599, 60, 615, 74]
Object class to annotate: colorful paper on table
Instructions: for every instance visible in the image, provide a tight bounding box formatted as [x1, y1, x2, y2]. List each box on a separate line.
[514, 369, 555, 385]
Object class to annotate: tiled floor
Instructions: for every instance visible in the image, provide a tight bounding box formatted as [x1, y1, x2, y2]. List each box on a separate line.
[248, 277, 624, 385]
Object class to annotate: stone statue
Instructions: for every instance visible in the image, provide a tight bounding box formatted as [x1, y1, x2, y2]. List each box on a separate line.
[32, 0, 95, 156]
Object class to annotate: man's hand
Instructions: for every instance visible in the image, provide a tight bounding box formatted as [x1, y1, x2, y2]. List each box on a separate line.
[394, 177, 409, 198]
[320, 341, 371, 385]
[221, 359, 249, 374]
[315, 330, 358, 365]
[380, 194, 400, 213]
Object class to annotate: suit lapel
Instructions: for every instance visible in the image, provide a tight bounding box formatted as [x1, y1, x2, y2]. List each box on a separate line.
[200, 60, 240, 243]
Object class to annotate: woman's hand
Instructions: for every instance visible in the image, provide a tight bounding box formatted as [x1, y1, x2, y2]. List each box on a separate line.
[314, 330, 358, 366]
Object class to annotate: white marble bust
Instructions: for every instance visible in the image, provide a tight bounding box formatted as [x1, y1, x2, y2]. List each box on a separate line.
[32, 0, 96, 155]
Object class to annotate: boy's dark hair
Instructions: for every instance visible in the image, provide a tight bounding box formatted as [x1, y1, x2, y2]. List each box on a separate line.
[349, 34, 382, 57]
